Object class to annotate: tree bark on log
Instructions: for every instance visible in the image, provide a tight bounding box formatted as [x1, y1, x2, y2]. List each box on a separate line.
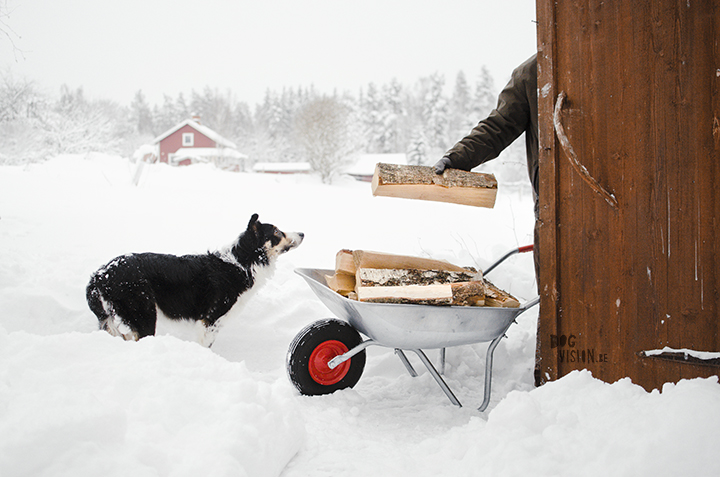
[356, 269, 485, 306]
[371, 163, 498, 208]
[356, 268, 481, 287]
[328, 250, 476, 297]
[483, 280, 520, 308]
[357, 282, 485, 306]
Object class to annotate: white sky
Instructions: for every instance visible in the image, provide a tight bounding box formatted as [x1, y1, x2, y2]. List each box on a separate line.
[1, 0, 537, 107]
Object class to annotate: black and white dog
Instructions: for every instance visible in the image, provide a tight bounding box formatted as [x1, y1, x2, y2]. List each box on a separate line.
[86, 214, 303, 347]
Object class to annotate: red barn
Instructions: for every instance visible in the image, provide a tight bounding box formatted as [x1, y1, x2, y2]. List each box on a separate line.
[152, 118, 247, 170]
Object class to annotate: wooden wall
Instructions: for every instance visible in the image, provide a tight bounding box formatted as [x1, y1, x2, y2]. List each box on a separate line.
[536, 0, 720, 390]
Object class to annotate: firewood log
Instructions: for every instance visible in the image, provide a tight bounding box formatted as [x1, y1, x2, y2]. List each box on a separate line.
[335, 249, 355, 275]
[356, 268, 481, 287]
[371, 163, 498, 208]
[324, 272, 355, 297]
[329, 249, 476, 299]
[356, 282, 485, 306]
[351, 250, 472, 274]
[483, 280, 520, 308]
[355, 268, 485, 306]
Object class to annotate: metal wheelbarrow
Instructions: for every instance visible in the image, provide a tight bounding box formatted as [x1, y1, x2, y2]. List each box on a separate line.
[286, 245, 538, 411]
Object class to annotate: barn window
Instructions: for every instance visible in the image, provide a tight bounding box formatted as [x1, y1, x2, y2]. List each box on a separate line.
[182, 133, 194, 146]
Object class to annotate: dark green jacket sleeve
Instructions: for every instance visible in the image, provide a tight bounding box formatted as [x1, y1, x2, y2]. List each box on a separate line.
[444, 54, 538, 195]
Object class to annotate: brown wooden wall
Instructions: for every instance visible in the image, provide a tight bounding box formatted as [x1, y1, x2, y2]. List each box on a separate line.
[536, 0, 720, 390]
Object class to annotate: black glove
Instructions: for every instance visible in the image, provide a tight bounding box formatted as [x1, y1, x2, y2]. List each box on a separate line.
[433, 156, 453, 174]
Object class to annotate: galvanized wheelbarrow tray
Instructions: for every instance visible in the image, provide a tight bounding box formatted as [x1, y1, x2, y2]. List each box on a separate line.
[286, 246, 538, 411]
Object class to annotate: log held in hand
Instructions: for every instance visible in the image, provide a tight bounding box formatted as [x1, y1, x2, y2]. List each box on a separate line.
[371, 163, 498, 208]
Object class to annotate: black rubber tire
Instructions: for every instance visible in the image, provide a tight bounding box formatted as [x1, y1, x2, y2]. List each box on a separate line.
[286, 319, 366, 396]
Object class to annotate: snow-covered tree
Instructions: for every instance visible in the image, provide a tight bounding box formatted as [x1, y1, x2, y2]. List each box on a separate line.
[381, 79, 406, 153]
[418, 73, 448, 153]
[41, 86, 122, 156]
[129, 90, 153, 136]
[360, 82, 388, 153]
[0, 76, 47, 163]
[406, 132, 428, 166]
[294, 96, 357, 183]
[472, 66, 496, 120]
[448, 71, 474, 144]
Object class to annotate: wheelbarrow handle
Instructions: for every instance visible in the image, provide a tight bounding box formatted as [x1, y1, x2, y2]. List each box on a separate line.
[482, 244, 534, 276]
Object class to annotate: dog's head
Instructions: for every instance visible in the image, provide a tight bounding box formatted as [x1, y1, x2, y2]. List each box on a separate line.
[247, 213, 304, 260]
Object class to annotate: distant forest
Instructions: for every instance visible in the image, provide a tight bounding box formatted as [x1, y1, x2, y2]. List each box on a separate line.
[0, 68, 528, 184]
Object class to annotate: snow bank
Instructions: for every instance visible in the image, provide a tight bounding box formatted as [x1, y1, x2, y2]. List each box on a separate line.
[412, 371, 720, 476]
[1, 154, 719, 477]
[0, 328, 303, 477]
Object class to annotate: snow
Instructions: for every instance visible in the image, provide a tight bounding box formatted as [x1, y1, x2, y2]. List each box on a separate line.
[1, 153, 719, 477]
[342, 153, 407, 176]
[644, 347, 720, 361]
[252, 162, 312, 174]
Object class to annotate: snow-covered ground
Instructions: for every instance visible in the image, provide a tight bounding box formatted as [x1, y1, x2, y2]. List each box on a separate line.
[1, 154, 718, 477]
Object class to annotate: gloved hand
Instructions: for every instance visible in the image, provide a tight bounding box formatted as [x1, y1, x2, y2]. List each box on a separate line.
[433, 156, 453, 174]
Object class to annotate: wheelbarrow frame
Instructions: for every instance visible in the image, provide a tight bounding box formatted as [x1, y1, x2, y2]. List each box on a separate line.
[293, 245, 538, 411]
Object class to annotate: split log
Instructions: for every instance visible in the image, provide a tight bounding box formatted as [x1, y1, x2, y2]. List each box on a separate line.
[371, 163, 498, 208]
[483, 280, 520, 308]
[324, 272, 355, 297]
[356, 268, 481, 287]
[329, 249, 476, 299]
[335, 249, 355, 275]
[357, 282, 485, 306]
[350, 250, 472, 274]
[356, 268, 485, 306]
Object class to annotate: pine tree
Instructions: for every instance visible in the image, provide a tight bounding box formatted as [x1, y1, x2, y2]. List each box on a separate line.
[419, 73, 448, 153]
[448, 71, 473, 144]
[406, 132, 427, 166]
[473, 66, 496, 120]
[129, 90, 153, 136]
[382, 79, 406, 153]
[360, 82, 387, 153]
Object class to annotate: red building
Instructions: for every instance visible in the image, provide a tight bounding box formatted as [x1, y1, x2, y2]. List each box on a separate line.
[152, 118, 246, 170]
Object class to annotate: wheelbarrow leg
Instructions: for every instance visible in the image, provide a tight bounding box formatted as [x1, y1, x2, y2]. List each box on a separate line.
[439, 348, 446, 375]
[395, 349, 418, 377]
[409, 349, 462, 407]
[478, 334, 504, 412]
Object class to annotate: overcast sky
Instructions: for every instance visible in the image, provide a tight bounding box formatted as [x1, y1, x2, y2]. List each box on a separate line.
[2, 0, 536, 107]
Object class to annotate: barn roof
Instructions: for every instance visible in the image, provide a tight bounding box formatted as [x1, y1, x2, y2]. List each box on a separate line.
[152, 119, 237, 149]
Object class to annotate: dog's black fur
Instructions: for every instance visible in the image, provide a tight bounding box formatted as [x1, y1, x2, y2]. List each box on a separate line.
[86, 214, 303, 346]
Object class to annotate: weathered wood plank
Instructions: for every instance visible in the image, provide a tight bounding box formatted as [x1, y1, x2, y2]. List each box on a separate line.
[537, 0, 720, 391]
[371, 163, 498, 208]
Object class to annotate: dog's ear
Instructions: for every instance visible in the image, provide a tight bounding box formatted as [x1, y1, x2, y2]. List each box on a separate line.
[247, 213, 260, 231]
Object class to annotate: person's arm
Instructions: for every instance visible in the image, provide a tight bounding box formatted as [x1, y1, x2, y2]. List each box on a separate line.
[436, 59, 534, 173]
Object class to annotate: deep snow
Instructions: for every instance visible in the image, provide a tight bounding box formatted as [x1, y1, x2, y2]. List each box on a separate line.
[1, 154, 718, 477]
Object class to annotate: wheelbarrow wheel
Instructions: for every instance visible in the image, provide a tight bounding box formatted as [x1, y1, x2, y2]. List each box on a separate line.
[287, 319, 366, 396]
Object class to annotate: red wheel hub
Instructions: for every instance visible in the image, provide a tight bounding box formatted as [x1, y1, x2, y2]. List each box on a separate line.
[308, 340, 350, 385]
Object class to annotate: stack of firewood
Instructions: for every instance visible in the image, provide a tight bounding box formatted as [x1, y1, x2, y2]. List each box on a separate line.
[325, 163, 515, 307]
[325, 250, 519, 308]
